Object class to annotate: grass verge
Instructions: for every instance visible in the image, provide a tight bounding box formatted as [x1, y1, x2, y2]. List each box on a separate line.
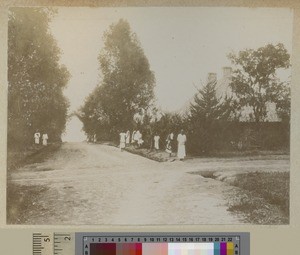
[227, 171, 289, 224]
[7, 143, 61, 172]
[97, 141, 170, 162]
[124, 146, 169, 162]
[7, 183, 49, 224]
[7, 143, 61, 224]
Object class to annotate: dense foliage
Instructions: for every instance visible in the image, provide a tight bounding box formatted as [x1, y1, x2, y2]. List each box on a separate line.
[187, 81, 234, 154]
[8, 8, 70, 147]
[228, 43, 290, 122]
[79, 22, 290, 153]
[80, 19, 155, 141]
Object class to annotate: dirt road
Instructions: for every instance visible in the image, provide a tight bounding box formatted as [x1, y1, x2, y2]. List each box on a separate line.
[8, 142, 289, 225]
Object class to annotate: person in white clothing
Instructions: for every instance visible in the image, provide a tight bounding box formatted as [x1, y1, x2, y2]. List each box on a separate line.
[136, 130, 144, 148]
[131, 130, 137, 144]
[125, 130, 130, 144]
[119, 131, 126, 151]
[154, 134, 160, 150]
[165, 132, 174, 157]
[177, 129, 187, 160]
[34, 131, 41, 145]
[169, 132, 174, 140]
[134, 130, 139, 142]
[42, 133, 48, 146]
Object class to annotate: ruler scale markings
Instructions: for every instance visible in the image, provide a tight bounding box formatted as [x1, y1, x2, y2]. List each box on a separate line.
[52, 232, 75, 255]
[32, 232, 53, 255]
[33, 232, 248, 255]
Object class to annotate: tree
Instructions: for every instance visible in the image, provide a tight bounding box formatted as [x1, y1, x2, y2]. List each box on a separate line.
[274, 81, 290, 123]
[188, 81, 233, 154]
[189, 81, 232, 121]
[81, 19, 155, 140]
[8, 7, 70, 147]
[78, 86, 111, 141]
[228, 43, 290, 122]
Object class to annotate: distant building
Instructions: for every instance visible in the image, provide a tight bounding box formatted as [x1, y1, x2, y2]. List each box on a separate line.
[181, 67, 280, 122]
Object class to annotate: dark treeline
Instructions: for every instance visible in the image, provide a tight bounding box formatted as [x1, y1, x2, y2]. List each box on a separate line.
[8, 8, 70, 148]
[77, 20, 291, 155]
[78, 19, 155, 142]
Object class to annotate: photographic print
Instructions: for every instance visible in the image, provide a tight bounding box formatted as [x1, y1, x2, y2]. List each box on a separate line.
[6, 6, 291, 225]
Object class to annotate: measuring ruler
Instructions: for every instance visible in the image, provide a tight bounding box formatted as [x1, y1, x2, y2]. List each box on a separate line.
[32, 232, 249, 255]
[33, 232, 75, 255]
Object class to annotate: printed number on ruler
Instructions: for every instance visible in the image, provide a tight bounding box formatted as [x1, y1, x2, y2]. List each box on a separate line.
[33, 233, 74, 255]
[54, 233, 75, 255]
[33, 233, 53, 255]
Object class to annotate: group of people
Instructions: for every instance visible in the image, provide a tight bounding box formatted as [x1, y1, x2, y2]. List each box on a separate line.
[119, 129, 187, 160]
[119, 130, 144, 151]
[154, 129, 187, 160]
[34, 131, 49, 146]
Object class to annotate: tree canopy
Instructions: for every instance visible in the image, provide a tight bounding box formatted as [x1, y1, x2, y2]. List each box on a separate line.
[80, 19, 155, 140]
[187, 81, 233, 154]
[189, 81, 232, 122]
[228, 43, 290, 122]
[8, 7, 70, 146]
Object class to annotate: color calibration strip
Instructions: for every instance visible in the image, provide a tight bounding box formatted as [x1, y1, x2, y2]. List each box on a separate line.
[88, 242, 235, 255]
[77, 233, 249, 255]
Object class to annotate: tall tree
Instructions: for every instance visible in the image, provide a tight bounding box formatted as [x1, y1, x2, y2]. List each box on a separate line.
[81, 19, 155, 140]
[188, 81, 233, 154]
[189, 81, 232, 121]
[8, 7, 70, 146]
[228, 43, 290, 122]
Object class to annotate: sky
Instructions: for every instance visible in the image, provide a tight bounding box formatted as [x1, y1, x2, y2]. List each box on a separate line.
[50, 7, 293, 114]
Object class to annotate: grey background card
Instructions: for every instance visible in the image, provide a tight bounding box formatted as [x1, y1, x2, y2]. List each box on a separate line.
[0, 0, 300, 254]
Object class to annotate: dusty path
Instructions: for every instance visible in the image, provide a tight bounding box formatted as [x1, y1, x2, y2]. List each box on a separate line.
[8, 142, 288, 225]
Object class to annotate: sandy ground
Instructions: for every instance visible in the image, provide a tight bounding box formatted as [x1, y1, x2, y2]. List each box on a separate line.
[7, 142, 289, 225]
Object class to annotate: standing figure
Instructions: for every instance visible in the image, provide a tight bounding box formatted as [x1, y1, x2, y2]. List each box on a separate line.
[136, 130, 144, 148]
[119, 131, 126, 151]
[154, 134, 160, 150]
[177, 129, 187, 160]
[34, 131, 41, 145]
[165, 132, 174, 157]
[131, 130, 137, 144]
[42, 133, 48, 146]
[125, 130, 130, 145]
[170, 132, 175, 152]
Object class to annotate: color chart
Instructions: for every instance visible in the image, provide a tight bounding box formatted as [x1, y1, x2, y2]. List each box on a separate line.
[76, 233, 250, 255]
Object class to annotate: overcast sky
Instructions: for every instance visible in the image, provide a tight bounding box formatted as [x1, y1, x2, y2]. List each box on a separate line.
[50, 7, 293, 113]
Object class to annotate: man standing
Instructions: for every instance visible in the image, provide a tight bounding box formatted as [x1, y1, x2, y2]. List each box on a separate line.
[136, 130, 144, 148]
[131, 130, 137, 144]
[154, 134, 160, 151]
[34, 131, 41, 145]
[119, 131, 126, 151]
[125, 130, 130, 145]
[165, 132, 174, 157]
[42, 133, 48, 146]
[177, 129, 187, 161]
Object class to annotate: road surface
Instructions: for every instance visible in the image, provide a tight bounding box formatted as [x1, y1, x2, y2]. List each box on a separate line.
[8, 142, 289, 225]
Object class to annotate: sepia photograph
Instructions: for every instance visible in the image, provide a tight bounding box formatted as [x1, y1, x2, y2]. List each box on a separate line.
[6, 6, 291, 225]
